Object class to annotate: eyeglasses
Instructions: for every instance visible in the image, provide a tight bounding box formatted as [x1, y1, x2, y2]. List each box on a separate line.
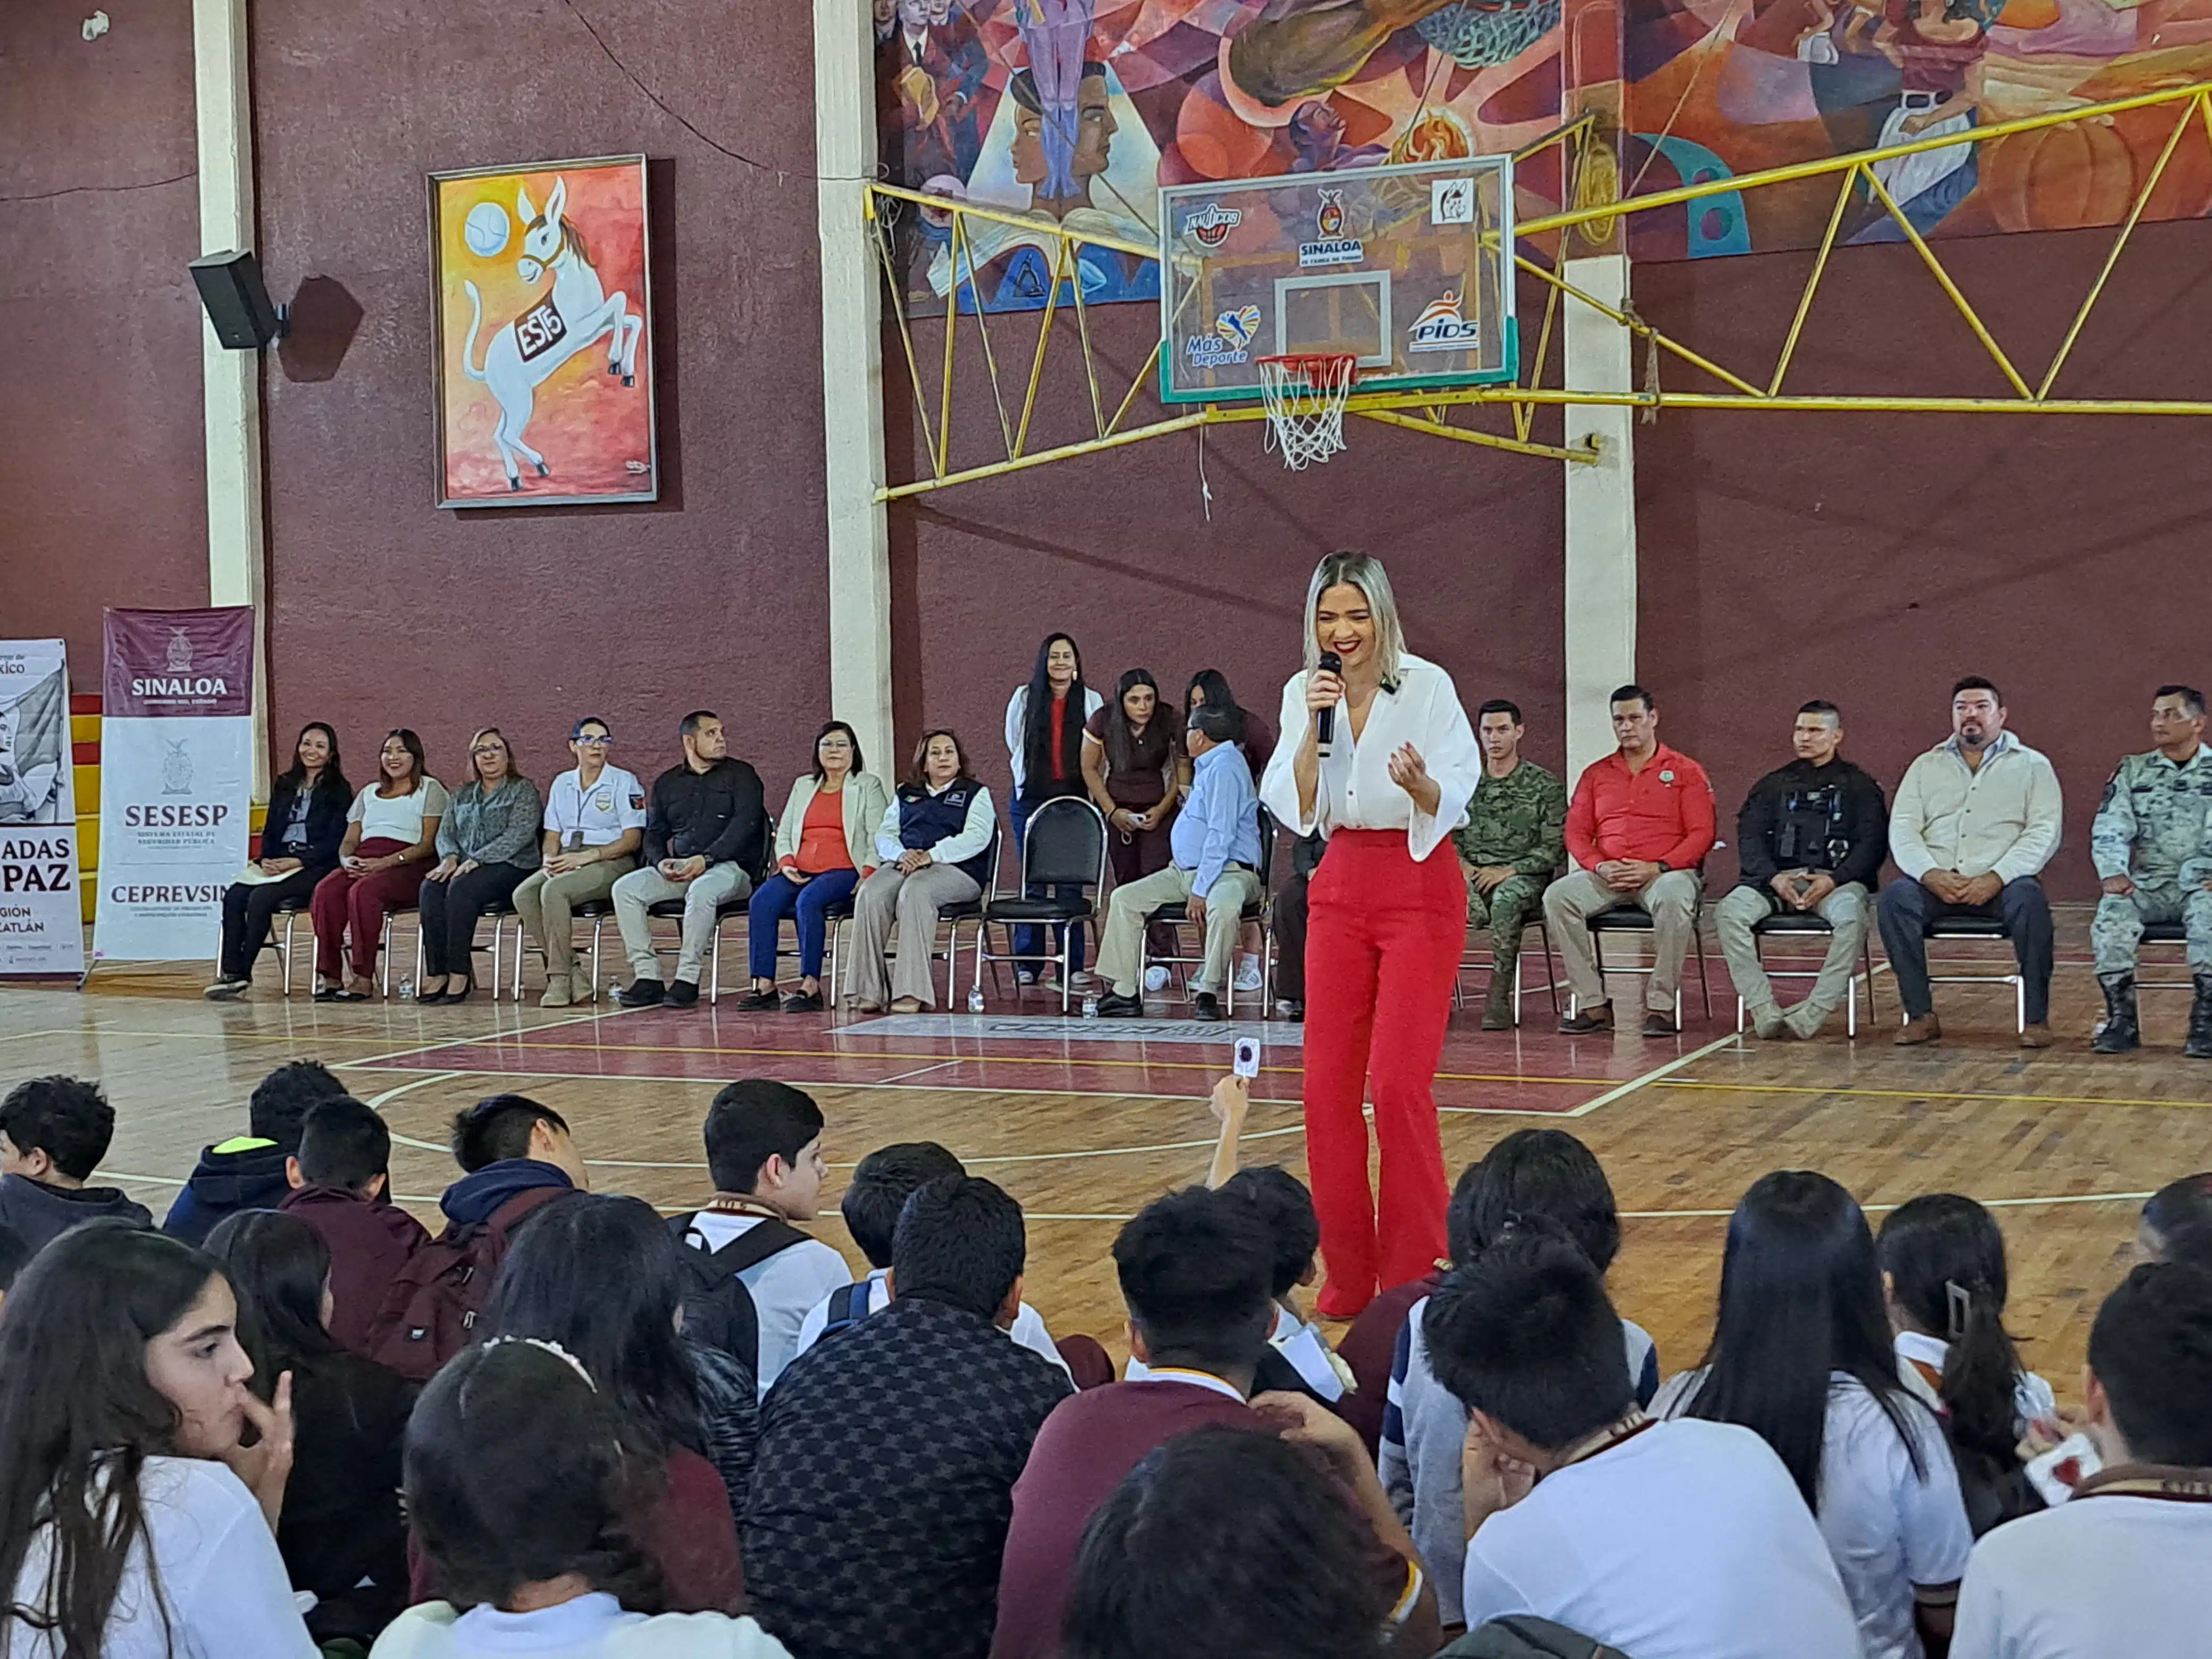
[575, 734, 613, 746]
[472, 745, 506, 758]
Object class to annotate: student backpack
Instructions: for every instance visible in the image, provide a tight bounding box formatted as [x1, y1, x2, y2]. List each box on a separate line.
[816, 1278, 876, 1341]
[361, 1186, 574, 1382]
[665, 1210, 806, 1370]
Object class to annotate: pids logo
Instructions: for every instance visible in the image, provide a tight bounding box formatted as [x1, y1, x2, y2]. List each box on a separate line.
[1408, 291, 1480, 354]
[1185, 304, 1262, 367]
[1180, 202, 1244, 248]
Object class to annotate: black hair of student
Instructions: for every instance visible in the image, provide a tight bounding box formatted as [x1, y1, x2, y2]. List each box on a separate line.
[1451, 1129, 1621, 1275]
[450, 1093, 569, 1174]
[1105, 670, 1162, 777]
[481, 1194, 702, 1459]
[0, 1222, 224, 1659]
[810, 719, 865, 783]
[203, 1209, 339, 1393]
[1608, 683, 1654, 713]
[1798, 699, 1842, 720]
[1878, 1194, 2029, 1467]
[1683, 1171, 1930, 1509]
[378, 727, 428, 796]
[1021, 632, 1090, 792]
[295, 1095, 390, 1192]
[843, 1142, 966, 1270]
[2140, 1172, 2212, 1269]
[1423, 1222, 1631, 1451]
[2088, 1261, 2212, 1466]
[1063, 1426, 1397, 1659]
[0, 1075, 114, 1183]
[1186, 703, 1238, 748]
[1111, 1187, 1276, 1373]
[1221, 1167, 1320, 1300]
[1183, 669, 1250, 746]
[678, 709, 717, 740]
[404, 1338, 666, 1615]
[891, 1175, 1026, 1321]
[1952, 675, 2001, 702]
[703, 1079, 823, 1194]
[1475, 698, 1523, 725]
[248, 1058, 349, 1150]
[0, 1226, 27, 1296]
[2155, 684, 2207, 718]
[275, 720, 352, 806]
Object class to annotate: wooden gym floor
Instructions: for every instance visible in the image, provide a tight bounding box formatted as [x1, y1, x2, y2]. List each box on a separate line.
[10, 905, 2210, 1387]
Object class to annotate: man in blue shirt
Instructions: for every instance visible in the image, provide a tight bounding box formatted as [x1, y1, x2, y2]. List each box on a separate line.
[1096, 705, 1262, 1020]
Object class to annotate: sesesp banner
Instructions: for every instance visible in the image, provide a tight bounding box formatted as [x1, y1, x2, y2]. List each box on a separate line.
[0, 639, 83, 977]
[91, 608, 254, 965]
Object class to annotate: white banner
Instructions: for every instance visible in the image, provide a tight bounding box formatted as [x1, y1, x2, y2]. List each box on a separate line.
[0, 640, 84, 977]
[91, 608, 254, 963]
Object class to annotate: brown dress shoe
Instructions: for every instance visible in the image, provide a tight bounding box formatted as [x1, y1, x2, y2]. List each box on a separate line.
[1641, 1011, 1679, 1037]
[1558, 1003, 1613, 1035]
[1894, 1014, 1943, 1046]
[2019, 1022, 2054, 1049]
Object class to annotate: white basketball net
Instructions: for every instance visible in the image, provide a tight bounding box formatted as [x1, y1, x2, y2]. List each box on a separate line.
[1256, 355, 1356, 471]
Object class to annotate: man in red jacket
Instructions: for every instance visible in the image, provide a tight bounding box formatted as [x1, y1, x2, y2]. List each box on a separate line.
[1544, 685, 1717, 1036]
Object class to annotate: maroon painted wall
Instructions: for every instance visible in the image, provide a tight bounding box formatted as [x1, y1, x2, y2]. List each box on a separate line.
[250, 0, 832, 793]
[1, 1, 205, 675]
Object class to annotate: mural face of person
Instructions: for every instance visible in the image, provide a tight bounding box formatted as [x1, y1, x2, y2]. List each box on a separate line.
[1011, 70, 1117, 200]
[897, 0, 932, 31]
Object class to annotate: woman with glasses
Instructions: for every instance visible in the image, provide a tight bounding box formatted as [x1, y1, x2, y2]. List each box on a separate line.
[312, 730, 448, 1001]
[736, 720, 891, 1013]
[414, 728, 542, 1006]
[513, 718, 648, 1007]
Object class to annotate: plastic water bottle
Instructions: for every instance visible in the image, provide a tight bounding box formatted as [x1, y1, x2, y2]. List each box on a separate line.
[966, 985, 985, 1015]
[398, 977, 415, 1002]
[1082, 991, 1100, 1019]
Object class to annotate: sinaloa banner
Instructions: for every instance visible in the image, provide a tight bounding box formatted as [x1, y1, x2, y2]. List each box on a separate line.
[91, 608, 253, 964]
[0, 640, 83, 977]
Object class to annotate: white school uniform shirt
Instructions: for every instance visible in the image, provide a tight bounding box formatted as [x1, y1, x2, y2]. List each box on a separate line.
[1003, 684, 1105, 795]
[347, 777, 451, 846]
[1258, 653, 1481, 862]
[791, 1267, 1074, 1379]
[543, 765, 648, 848]
[1893, 1329, 2057, 1436]
[1887, 731, 2063, 884]
[1654, 1369, 1973, 1659]
[4, 1456, 316, 1659]
[371, 1591, 792, 1658]
[1950, 1479, 2212, 1659]
[682, 1211, 853, 1400]
[1460, 1418, 1860, 1659]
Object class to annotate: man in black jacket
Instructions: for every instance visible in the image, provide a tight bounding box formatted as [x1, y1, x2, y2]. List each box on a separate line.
[611, 710, 768, 1008]
[1715, 700, 1888, 1040]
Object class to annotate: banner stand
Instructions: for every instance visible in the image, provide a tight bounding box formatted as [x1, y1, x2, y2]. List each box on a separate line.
[0, 640, 85, 982]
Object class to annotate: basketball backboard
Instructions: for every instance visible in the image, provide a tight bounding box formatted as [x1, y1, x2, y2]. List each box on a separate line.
[1158, 156, 1515, 406]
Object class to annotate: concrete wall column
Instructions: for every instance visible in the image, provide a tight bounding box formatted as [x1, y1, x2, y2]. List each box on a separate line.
[1562, 252, 1637, 790]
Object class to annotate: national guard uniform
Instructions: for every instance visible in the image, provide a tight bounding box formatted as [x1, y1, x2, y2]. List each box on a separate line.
[2089, 743, 2212, 1054]
[1453, 760, 1568, 1028]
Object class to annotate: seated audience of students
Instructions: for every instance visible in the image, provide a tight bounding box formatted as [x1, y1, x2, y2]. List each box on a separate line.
[845, 728, 995, 1014]
[416, 727, 543, 1006]
[0, 1222, 316, 1656]
[0, 1074, 152, 1251]
[373, 1338, 791, 1659]
[279, 1093, 434, 1355]
[0, 1224, 26, 1316]
[208, 720, 351, 1000]
[204, 1208, 417, 1643]
[313, 728, 448, 1001]
[739, 722, 890, 1014]
[669, 1080, 850, 1398]
[743, 1175, 1070, 1659]
[468, 1194, 747, 1614]
[1222, 1163, 1356, 1399]
[165, 1058, 351, 1245]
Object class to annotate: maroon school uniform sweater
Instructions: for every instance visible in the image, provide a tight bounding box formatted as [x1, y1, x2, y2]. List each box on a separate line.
[278, 1185, 433, 1358]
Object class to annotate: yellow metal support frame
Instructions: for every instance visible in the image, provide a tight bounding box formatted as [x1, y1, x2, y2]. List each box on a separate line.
[867, 83, 2212, 502]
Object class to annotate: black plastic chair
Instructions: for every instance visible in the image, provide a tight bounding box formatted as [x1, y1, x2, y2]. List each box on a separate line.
[2134, 920, 2197, 996]
[1138, 807, 1276, 1017]
[1733, 908, 1881, 1036]
[642, 817, 776, 1003]
[1920, 914, 2024, 1033]
[974, 799, 1108, 1013]
[1583, 888, 1714, 1030]
[268, 893, 313, 997]
[1454, 914, 1562, 1026]
[512, 895, 618, 1003]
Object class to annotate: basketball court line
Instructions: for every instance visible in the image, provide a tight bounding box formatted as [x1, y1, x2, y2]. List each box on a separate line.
[1655, 1077, 2212, 1112]
[1553, 1034, 1741, 1118]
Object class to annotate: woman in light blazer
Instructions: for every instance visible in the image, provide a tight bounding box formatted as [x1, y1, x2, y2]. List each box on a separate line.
[735, 720, 891, 1012]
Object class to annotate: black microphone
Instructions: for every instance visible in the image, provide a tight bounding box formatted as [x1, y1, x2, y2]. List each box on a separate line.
[1316, 651, 1342, 758]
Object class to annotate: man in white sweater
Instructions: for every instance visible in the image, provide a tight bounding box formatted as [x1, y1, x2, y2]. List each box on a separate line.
[1877, 677, 2063, 1048]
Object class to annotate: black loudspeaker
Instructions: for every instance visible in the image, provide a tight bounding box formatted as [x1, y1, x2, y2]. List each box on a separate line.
[189, 250, 285, 349]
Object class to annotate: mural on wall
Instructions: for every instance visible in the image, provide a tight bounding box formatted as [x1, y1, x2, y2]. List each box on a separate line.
[876, 0, 1572, 312]
[429, 156, 656, 507]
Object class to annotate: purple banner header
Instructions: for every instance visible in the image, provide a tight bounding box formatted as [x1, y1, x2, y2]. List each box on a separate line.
[102, 608, 253, 719]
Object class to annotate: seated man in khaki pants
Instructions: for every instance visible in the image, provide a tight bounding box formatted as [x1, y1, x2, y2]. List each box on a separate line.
[1544, 685, 1716, 1037]
[1096, 705, 1262, 1022]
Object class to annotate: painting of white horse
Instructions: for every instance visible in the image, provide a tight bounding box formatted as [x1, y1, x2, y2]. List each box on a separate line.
[431, 156, 656, 506]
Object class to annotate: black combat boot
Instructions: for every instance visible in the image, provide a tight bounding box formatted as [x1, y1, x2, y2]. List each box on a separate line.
[2187, 974, 2212, 1059]
[2091, 972, 2140, 1054]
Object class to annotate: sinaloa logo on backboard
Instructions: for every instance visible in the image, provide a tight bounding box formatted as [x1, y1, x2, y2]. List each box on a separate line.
[1180, 202, 1244, 248]
[1298, 189, 1363, 268]
[1409, 291, 1480, 354]
[1185, 305, 1262, 367]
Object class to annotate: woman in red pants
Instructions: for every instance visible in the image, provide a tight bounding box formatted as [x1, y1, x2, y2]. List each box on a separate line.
[310, 730, 448, 1000]
[1260, 552, 1480, 1317]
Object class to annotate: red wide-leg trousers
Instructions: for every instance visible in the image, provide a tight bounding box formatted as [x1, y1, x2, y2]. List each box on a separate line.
[1302, 829, 1463, 1316]
[310, 838, 416, 979]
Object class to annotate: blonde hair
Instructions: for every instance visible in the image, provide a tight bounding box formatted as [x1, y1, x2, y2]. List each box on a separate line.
[1301, 551, 1405, 686]
[468, 727, 523, 785]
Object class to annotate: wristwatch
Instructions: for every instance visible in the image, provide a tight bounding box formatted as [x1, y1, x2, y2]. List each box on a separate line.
[1654, 859, 1671, 873]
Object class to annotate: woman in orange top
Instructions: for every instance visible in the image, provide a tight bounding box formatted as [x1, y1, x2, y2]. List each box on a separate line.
[737, 722, 892, 1012]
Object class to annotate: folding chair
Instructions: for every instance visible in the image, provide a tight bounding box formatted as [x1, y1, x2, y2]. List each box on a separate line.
[1137, 808, 1276, 1017]
[973, 799, 1108, 1013]
[1454, 915, 1562, 1027]
[1580, 890, 1714, 1031]
[510, 896, 617, 1003]
[2136, 920, 2194, 994]
[269, 894, 312, 996]
[1919, 915, 2025, 1033]
[1732, 909, 1881, 1037]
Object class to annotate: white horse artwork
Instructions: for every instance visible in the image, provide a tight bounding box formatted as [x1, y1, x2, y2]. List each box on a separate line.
[459, 176, 644, 491]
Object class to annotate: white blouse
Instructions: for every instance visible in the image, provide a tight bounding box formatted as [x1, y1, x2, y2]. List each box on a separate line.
[347, 778, 450, 847]
[1259, 653, 1480, 862]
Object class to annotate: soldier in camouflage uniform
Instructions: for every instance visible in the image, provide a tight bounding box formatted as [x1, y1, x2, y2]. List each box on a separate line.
[1453, 700, 1568, 1029]
[2090, 685, 2212, 1057]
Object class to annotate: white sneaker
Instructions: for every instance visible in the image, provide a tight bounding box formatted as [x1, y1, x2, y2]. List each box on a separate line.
[1233, 955, 1264, 993]
[1144, 965, 1171, 993]
[1068, 970, 1099, 992]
